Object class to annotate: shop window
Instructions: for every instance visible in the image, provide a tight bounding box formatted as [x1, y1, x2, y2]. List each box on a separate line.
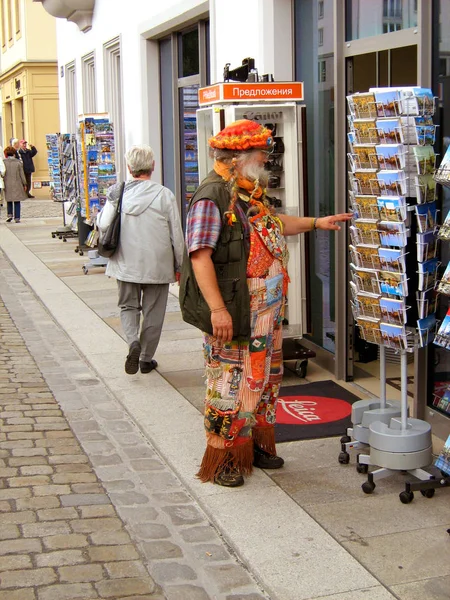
[318, 27, 324, 46]
[179, 29, 199, 78]
[82, 52, 97, 113]
[159, 20, 209, 228]
[104, 37, 125, 180]
[346, 0, 416, 41]
[65, 61, 78, 134]
[6, 101, 13, 141]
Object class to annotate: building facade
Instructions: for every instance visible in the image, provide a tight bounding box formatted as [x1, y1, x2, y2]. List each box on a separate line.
[39, 0, 450, 439]
[0, 0, 60, 196]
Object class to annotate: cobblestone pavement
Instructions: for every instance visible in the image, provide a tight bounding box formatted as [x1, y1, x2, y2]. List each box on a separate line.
[0, 250, 269, 600]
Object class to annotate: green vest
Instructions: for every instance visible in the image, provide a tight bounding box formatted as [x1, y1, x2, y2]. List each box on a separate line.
[179, 171, 251, 340]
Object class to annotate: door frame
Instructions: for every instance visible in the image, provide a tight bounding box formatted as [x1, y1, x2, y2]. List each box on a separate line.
[333, 0, 432, 417]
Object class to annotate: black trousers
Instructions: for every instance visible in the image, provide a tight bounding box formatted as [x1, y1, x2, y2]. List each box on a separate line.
[25, 173, 33, 196]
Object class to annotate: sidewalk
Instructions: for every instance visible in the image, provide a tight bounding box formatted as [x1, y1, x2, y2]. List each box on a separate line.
[1, 216, 449, 600]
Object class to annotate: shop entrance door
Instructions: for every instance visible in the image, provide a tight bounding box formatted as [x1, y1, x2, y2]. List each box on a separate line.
[344, 41, 418, 382]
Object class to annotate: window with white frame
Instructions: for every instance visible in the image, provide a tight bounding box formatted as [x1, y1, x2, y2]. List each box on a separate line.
[104, 37, 125, 180]
[318, 27, 324, 46]
[65, 61, 78, 134]
[318, 0, 324, 19]
[82, 52, 97, 114]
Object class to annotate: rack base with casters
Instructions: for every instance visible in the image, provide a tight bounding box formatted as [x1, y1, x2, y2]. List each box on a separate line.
[358, 415, 438, 503]
[338, 398, 402, 466]
[282, 336, 316, 378]
[82, 250, 108, 275]
[51, 226, 77, 242]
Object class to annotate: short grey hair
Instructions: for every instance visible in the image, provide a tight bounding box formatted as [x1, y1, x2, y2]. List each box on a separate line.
[125, 145, 155, 177]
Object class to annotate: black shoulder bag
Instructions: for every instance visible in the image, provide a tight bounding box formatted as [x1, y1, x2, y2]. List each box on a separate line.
[98, 182, 125, 258]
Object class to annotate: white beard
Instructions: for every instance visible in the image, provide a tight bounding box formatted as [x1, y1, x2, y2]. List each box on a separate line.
[237, 156, 269, 188]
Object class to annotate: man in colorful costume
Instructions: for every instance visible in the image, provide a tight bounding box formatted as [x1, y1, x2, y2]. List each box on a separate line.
[180, 119, 351, 487]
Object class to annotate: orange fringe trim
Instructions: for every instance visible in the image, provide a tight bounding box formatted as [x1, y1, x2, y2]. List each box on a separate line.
[253, 425, 277, 456]
[196, 438, 254, 483]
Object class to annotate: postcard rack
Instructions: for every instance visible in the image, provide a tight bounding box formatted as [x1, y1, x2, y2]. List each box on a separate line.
[339, 86, 448, 503]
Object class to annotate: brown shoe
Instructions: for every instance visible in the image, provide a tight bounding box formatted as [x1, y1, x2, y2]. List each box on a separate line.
[214, 467, 244, 487]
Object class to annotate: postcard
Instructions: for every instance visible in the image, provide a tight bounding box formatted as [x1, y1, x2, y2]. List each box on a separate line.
[357, 316, 382, 345]
[437, 262, 450, 296]
[348, 93, 377, 118]
[379, 270, 408, 297]
[435, 308, 450, 349]
[375, 144, 404, 170]
[417, 314, 436, 347]
[373, 89, 400, 117]
[376, 118, 403, 144]
[380, 322, 407, 350]
[378, 221, 407, 247]
[413, 145, 436, 175]
[353, 219, 380, 245]
[351, 264, 380, 294]
[350, 194, 379, 219]
[438, 208, 450, 241]
[352, 145, 379, 170]
[350, 244, 381, 269]
[377, 170, 407, 196]
[415, 174, 436, 204]
[377, 196, 406, 222]
[352, 171, 380, 195]
[378, 247, 406, 272]
[417, 288, 439, 319]
[380, 297, 407, 325]
[353, 119, 379, 144]
[400, 115, 434, 144]
[434, 145, 450, 188]
[418, 257, 439, 291]
[399, 87, 434, 116]
[415, 201, 437, 232]
[417, 230, 438, 262]
[356, 292, 381, 319]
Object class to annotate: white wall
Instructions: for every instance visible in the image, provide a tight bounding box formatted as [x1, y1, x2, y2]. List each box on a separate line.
[54, 0, 294, 181]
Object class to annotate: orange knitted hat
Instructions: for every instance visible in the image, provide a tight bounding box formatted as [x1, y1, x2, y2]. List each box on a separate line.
[209, 119, 273, 151]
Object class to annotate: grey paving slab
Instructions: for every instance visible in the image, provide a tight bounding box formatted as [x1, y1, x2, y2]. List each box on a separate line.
[391, 575, 450, 600]
[341, 525, 450, 585]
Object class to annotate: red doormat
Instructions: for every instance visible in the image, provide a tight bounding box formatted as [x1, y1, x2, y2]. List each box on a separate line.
[275, 380, 361, 442]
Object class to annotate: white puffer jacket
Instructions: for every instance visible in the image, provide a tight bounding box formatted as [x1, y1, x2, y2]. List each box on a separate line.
[97, 179, 185, 284]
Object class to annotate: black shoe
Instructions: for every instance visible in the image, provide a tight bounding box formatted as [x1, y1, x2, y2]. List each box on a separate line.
[214, 467, 244, 487]
[253, 446, 284, 469]
[28, 195, 35, 198]
[125, 341, 141, 374]
[140, 359, 158, 374]
[6, 216, 12, 223]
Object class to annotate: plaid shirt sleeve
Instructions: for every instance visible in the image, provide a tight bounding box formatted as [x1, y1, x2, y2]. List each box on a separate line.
[186, 199, 221, 253]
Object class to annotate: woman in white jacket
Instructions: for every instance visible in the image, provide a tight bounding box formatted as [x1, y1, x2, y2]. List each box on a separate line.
[97, 145, 185, 375]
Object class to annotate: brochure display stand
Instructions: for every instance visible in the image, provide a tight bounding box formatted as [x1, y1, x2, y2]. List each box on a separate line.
[76, 114, 116, 268]
[341, 86, 446, 503]
[45, 133, 78, 242]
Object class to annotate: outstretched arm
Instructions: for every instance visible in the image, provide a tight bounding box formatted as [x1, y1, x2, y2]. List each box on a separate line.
[278, 213, 353, 236]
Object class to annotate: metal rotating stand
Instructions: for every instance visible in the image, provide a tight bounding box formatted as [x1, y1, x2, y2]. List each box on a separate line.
[357, 347, 439, 503]
[338, 345, 402, 471]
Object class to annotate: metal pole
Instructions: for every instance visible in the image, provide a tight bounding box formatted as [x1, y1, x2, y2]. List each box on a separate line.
[379, 344, 386, 408]
[401, 349, 408, 430]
